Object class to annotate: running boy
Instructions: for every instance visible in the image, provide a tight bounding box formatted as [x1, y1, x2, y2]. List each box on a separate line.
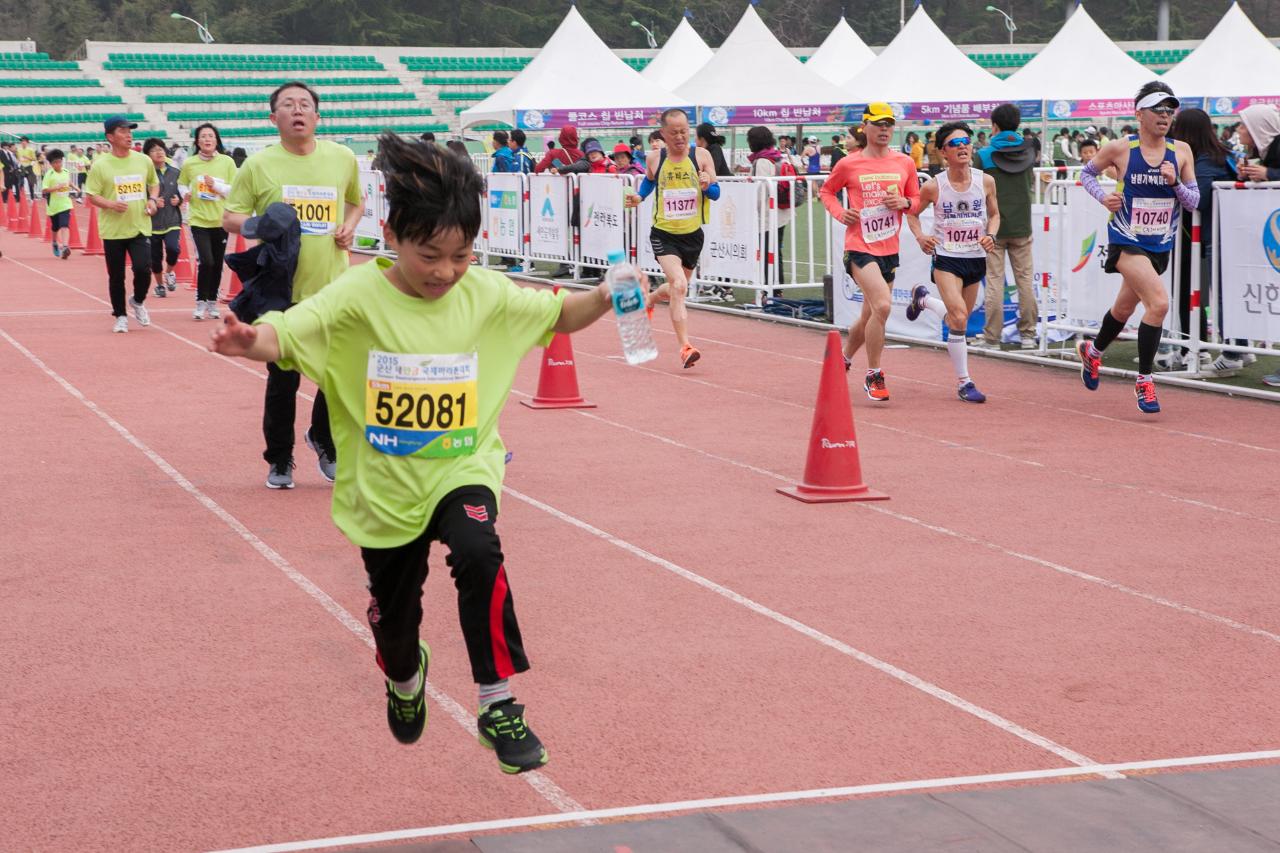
[41, 149, 74, 259]
[1077, 81, 1197, 414]
[209, 134, 617, 773]
[905, 122, 1000, 403]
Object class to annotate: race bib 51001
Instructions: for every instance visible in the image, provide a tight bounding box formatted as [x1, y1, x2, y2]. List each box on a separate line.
[282, 184, 338, 235]
[365, 351, 479, 458]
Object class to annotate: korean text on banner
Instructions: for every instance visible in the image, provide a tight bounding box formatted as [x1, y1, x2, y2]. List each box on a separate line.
[699, 180, 759, 282]
[486, 174, 523, 256]
[578, 174, 627, 264]
[528, 175, 570, 259]
[1217, 186, 1280, 341]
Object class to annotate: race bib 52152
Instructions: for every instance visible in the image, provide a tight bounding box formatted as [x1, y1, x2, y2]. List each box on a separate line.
[114, 174, 145, 203]
[282, 184, 338, 235]
[365, 351, 479, 458]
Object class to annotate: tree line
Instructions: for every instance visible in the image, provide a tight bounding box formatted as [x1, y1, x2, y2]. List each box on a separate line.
[3, 0, 1277, 62]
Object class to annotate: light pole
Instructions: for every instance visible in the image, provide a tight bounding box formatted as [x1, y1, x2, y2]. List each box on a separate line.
[629, 20, 658, 50]
[985, 5, 1016, 44]
[170, 12, 215, 44]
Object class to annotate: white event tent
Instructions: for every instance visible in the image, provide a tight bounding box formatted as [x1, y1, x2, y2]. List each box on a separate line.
[459, 7, 687, 129]
[641, 16, 714, 92]
[1003, 6, 1153, 102]
[1162, 3, 1280, 102]
[675, 5, 851, 121]
[844, 7, 1009, 107]
[805, 17, 877, 86]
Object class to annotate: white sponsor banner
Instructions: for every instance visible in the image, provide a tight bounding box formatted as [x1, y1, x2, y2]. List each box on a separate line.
[356, 169, 383, 241]
[1058, 185, 1171, 329]
[579, 174, 627, 264]
[828, 211, 943, 340]
[699, 180, 760, 282]
[635, 193, 661, 274]
[1217, 187, 1280, 342]
[528, 175, 570, 259]
[486, 174, 523, 256]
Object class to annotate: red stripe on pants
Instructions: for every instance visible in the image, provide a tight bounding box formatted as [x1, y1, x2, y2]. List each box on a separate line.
[489, 565, 516, 679]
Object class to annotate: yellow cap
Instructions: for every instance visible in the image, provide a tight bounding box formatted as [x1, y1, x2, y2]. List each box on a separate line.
[863, 102, 896, 123]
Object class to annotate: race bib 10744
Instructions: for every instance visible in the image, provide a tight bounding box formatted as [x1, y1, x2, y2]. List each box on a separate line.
[365, 351, 479, 458]
[282, 184, 338, 235]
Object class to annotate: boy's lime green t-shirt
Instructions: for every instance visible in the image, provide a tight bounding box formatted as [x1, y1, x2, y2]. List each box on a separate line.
[42, 168, 73, 216]
[226, 141, 361, 302]
[83, 151, 158, 240]
[179, 152, 238, 229]
[259, 259, 565, 548]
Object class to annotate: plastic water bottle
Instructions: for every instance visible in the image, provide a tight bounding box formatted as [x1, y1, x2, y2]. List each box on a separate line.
[605, 250, 657, 365]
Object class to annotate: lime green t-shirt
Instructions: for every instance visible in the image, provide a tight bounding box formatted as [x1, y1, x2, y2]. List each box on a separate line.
[83, 151, 158, 240]
[259, 259, 566, 548]
[41, 168, 73, 216]
[179, 152, 238, 229]
[226, 140, 362, 303]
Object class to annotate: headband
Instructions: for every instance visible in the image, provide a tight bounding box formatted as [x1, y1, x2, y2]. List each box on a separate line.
[1135, 91, 1180, 111]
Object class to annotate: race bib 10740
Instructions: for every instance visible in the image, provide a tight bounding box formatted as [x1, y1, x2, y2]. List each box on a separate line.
[365, 351, 479, 458]
[282, 184, 338, 235]
[1131, 197, 1175, 238]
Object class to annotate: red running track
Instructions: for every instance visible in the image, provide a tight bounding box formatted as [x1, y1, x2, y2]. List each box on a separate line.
[1, 225, 1278, 851]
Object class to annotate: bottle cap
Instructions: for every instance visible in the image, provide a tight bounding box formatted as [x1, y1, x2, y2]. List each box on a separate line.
[607, 250, 625, 265]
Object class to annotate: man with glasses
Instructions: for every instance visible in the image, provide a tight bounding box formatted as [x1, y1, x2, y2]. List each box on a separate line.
[820, 102, 921, 402]
[224, 81, 364, 488]
[1076, 81, 1197, 414]
[904, 122, 1000, 403]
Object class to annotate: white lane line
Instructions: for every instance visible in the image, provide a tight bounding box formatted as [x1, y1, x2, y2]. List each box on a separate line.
[0, 307, 194, 316]
[208, 747, 1280, 853]
[500, 484, 1114, 777]
[0, 327, 587, 820]
[514, 398, 1280, 647]
[570, 345, 1278, 526]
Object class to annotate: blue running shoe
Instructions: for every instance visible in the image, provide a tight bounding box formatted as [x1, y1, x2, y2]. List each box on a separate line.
[1135, 378, 1160, 414]
[1077, 340, 1101, 391]
[905, 285, 929, 322]
[957, 380, 986, 403]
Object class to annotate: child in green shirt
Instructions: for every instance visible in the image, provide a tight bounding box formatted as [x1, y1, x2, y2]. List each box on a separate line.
[41, 149, 74, 259]
[209, 132, 625, 773]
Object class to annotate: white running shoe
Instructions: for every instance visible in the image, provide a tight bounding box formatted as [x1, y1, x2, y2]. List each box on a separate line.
[205, 302, 221, 320]
[164, 271, 177, 291]
[1210, 354, 1245, 374]
[128, 297, 150, 327]
[193, 300, 207, 320]
[112, 316, 128, 333]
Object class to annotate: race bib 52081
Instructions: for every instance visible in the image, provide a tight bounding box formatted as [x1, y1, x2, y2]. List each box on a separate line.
[662, 187, 698, 220]
[860, 204, 899, 244]
[1130, 197, 1175, 238]
[114, 174, 145, 203]
[365, 351, 479, 458]
[282, 185, 338, 235]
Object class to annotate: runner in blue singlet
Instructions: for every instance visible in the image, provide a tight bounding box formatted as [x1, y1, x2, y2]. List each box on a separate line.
[1075, 81, 1199, 415]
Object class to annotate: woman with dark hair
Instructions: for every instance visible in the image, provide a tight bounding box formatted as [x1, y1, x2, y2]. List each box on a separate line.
[230, 147, 248, 168]
[180, 123, 238, 319]
[695, 121, 732, 177]
[1169, 107, 1240, 371]
[746, 125, 794, 292]
[446, 140, 470, 159]
[143, 137, 183, 299]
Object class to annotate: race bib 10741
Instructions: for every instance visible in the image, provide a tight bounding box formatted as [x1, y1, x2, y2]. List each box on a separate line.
[365, 351, 479, 458]
[860, 204, 899, 244]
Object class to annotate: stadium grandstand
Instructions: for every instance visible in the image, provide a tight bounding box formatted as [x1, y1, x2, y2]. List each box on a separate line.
[0, 36, 1269, 149]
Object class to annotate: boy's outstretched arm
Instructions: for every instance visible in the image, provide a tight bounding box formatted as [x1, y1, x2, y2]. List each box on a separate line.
[209, 313, 282, 362]
[553, 279, 616, 334]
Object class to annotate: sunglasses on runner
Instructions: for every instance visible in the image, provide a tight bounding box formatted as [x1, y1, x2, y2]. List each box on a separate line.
[868, 119, 895, 129]
[1147, 106, 1177, 117]
[944, 137, 971, 148]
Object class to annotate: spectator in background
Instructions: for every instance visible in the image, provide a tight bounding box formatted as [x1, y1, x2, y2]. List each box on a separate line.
[1237, 103, 1280, 181]
[777, 134, 795, 156]
[925, 131, 942, 175]
[1052, 128, 1073, 177]
[746, 125, 794, 292]
[554, 138, 617, 175]
[510, 129, 534, 173]
[696, 122, 732, 177]
[629, 134, 644, 160]
[534, 125, 583, 173]
[977, 102, 1039, 349]
[647, 129, 665, 151]
[231, 147, 248, 168]
[906, 132, 923, 169]
[977, 130, 989, 148]
[490, 130, 516, 172]
[1, 141, 21, 201]
[829, 133, 846, 170]
[848, 127, 867, 154]
[801, 135, 822, 175]
[610, 143, 645, 175]
[1169, 107, 1239, 373]
[446, 139, 469, 159]
[419, 131, 436, 143]
[16, 136, 37, 197]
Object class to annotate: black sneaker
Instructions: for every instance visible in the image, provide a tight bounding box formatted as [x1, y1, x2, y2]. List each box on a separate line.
[478, 698, 548, 774]
[385, 640, 430, 745]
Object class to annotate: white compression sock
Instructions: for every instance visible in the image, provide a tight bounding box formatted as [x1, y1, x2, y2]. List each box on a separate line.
[392, 670, 422, 698]
[479, 679, 512, 710]
[924, 296, 947, 319]
[947, 332, 970, 382]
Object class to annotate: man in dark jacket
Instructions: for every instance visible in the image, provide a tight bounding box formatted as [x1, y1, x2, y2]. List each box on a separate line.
[977, 102, 1039, 349]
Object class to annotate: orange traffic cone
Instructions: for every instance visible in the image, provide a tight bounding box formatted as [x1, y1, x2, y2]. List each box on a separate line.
[43, 207, 53, 242]
[83, 206, 104, 255]
[28, 199, 44, 239]
[777, 330, 888, 503]
[14, 193, 28, 232]
[66, 207, 84, 250]
[176, 226, 196, 289]
[0, 193, 8, 229]
[221, 232, 248, 302]
[519, 332, 596, 410]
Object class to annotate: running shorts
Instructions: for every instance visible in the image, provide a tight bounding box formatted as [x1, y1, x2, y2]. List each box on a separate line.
[1105, 244, 1170, 277]
[844, 250, 899, 284]
[650, 227, 704, 271]
[932, 255, 987, 287]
